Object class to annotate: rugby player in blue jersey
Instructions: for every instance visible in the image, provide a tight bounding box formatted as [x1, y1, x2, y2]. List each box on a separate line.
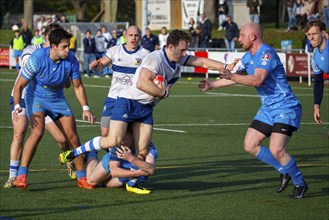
[305, 20, 329, 131]
[199, 22, 307, 199]
[12, 28, 96, 189]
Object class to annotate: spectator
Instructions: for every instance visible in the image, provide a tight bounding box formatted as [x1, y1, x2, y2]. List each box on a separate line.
[117, 29, 127, 45]
[10, 27, 25, 72]
[221, 16, 239, 52]
[21, 24, 33, 47]
[199, 13, 212, 48]
[83, 30, 96, 77]
[37, 16, 47, 33]
[323, 0, 329, 29]
[294, 0, 304, 29]
[141, 27, 159, 52]
[60, 15, 69, 23]
[101, 26, 112, 49]
[158, 26, 169, 49]
[247, 0, 261, 23]
[218, 0, 229, 30]
[31, 29, 44, 45]
[190, 25, 202, 48]
[286, 0, 296, 32]
[94, 29, 107, 78]
[188, 18, 196, 34]
[109, 29, 118, 48]
[66, 28, 77, 55]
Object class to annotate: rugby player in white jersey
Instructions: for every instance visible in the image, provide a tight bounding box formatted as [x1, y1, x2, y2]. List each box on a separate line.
[59, 29, 238, 193]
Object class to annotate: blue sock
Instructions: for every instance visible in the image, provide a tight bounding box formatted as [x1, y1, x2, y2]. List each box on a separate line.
[283, 157, 305, 186]
[76, 170, 86, 179]
[17, 166, 29, 176]
[73, 136, 102, 157]
[256, 146, 286, 174]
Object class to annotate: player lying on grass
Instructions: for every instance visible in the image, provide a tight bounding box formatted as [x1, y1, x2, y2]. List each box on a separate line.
[85, 130, 157, 194]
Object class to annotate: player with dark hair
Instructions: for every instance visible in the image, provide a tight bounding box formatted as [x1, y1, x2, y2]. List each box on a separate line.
[199, 23, 307, 199]
[59, 29, 239, 193]
[12, 28, 96, 190]
[3, 23, 77, 188]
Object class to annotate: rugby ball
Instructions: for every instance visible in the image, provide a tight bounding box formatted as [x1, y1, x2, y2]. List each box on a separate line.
[153, 75, 167, 89]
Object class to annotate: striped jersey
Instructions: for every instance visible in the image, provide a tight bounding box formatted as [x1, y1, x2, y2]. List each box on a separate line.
[105, 44, 150, 99]
[11, 44, 43, 98]
[119, 47, 190, 105]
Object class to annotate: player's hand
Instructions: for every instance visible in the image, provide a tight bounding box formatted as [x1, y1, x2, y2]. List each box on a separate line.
[89, 60, 100, 69]
[219, 68, 233, 80]
[314, 105, 322, 124]
[13, 107, 22, 122]
[82, 110, 96, 124]
[116, 146, 134, 162]
[161, 86, 170, 99]
[198, 79, 211, 92]
[226, 58, 241, 71]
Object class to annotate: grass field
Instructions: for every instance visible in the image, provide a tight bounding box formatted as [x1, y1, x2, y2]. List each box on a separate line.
[0, 68, 328, 220]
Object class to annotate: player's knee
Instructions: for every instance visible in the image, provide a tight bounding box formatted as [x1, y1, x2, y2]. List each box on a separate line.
[87, 178, 97, 186]
[243, 142, 257, 155]
[270, 147, 285, 160]
[13, 130, 27, 142]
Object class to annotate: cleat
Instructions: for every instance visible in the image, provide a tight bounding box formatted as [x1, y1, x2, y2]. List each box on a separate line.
[67, 161, 77, 179]
[58, 150, 74, 165]
[12, 174, 28, 189]
[77, 177, 95, 190]
[291, 182, 308, 199]
[126, 183, 151, 195]
[3, 177, 16, 188]
[277, 173, 291, 193]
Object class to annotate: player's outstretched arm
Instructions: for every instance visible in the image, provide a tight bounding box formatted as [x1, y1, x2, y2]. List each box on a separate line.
[72, 78, 96, 124]
[90, 56, 111, 72]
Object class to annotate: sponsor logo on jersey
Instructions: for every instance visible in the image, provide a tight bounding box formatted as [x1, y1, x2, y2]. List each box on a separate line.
[262, 54, 270, 61]
[135, 58, 142, 65]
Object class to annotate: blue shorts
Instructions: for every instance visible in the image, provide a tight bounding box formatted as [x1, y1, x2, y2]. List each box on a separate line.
[254, 103, 302, 130]
[101, 153, 111, 174]
[111, 97, 153, 125]
[102, 97, 117, 117]
[10, 96, 26, 110]
[13, 50, 23, 58]
[25, 95, 73, 120]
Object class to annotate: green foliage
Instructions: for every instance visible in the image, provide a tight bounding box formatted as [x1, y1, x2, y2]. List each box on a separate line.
[0, 69, 328, 219]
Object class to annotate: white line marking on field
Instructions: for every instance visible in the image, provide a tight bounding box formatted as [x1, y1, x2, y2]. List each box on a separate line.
[75, 119, 187, 133]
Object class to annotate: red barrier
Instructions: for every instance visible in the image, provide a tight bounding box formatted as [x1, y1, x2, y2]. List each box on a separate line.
[0, 48, 10, 66]
[194, 51, 208, 73]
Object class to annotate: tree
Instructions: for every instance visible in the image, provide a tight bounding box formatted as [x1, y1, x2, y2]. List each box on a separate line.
[71, 0, 88, 21]
[203, 0, 216, 24]
[24, 0, 33, 28]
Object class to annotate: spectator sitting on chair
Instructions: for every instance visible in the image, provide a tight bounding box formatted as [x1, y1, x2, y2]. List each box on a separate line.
[221, 16, 239, 52]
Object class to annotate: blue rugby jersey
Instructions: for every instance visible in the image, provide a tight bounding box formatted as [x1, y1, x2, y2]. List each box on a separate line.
[238, 43, 300, 109]
[20, 47, 80, 100]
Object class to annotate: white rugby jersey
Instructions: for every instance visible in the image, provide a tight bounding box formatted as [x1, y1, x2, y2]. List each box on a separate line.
[11, 44, 43, 98]
[119, 48, 190, 105]
[106, 44, 150, 99]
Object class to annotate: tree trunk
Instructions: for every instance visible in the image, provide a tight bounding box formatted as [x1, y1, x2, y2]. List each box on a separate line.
[203, 0, 216, 23]
[72, 0, 88, 21]
[24, 0, 33, 28]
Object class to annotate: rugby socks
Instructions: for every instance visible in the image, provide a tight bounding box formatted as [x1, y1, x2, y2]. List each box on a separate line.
[76, 170, 87, 179]
[17, 166, 29, 176]
[9, 160, 20, 177]
[282, 156, 305, 186]
[72, 136, 102, 157]
[256, 145, 287, 174]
